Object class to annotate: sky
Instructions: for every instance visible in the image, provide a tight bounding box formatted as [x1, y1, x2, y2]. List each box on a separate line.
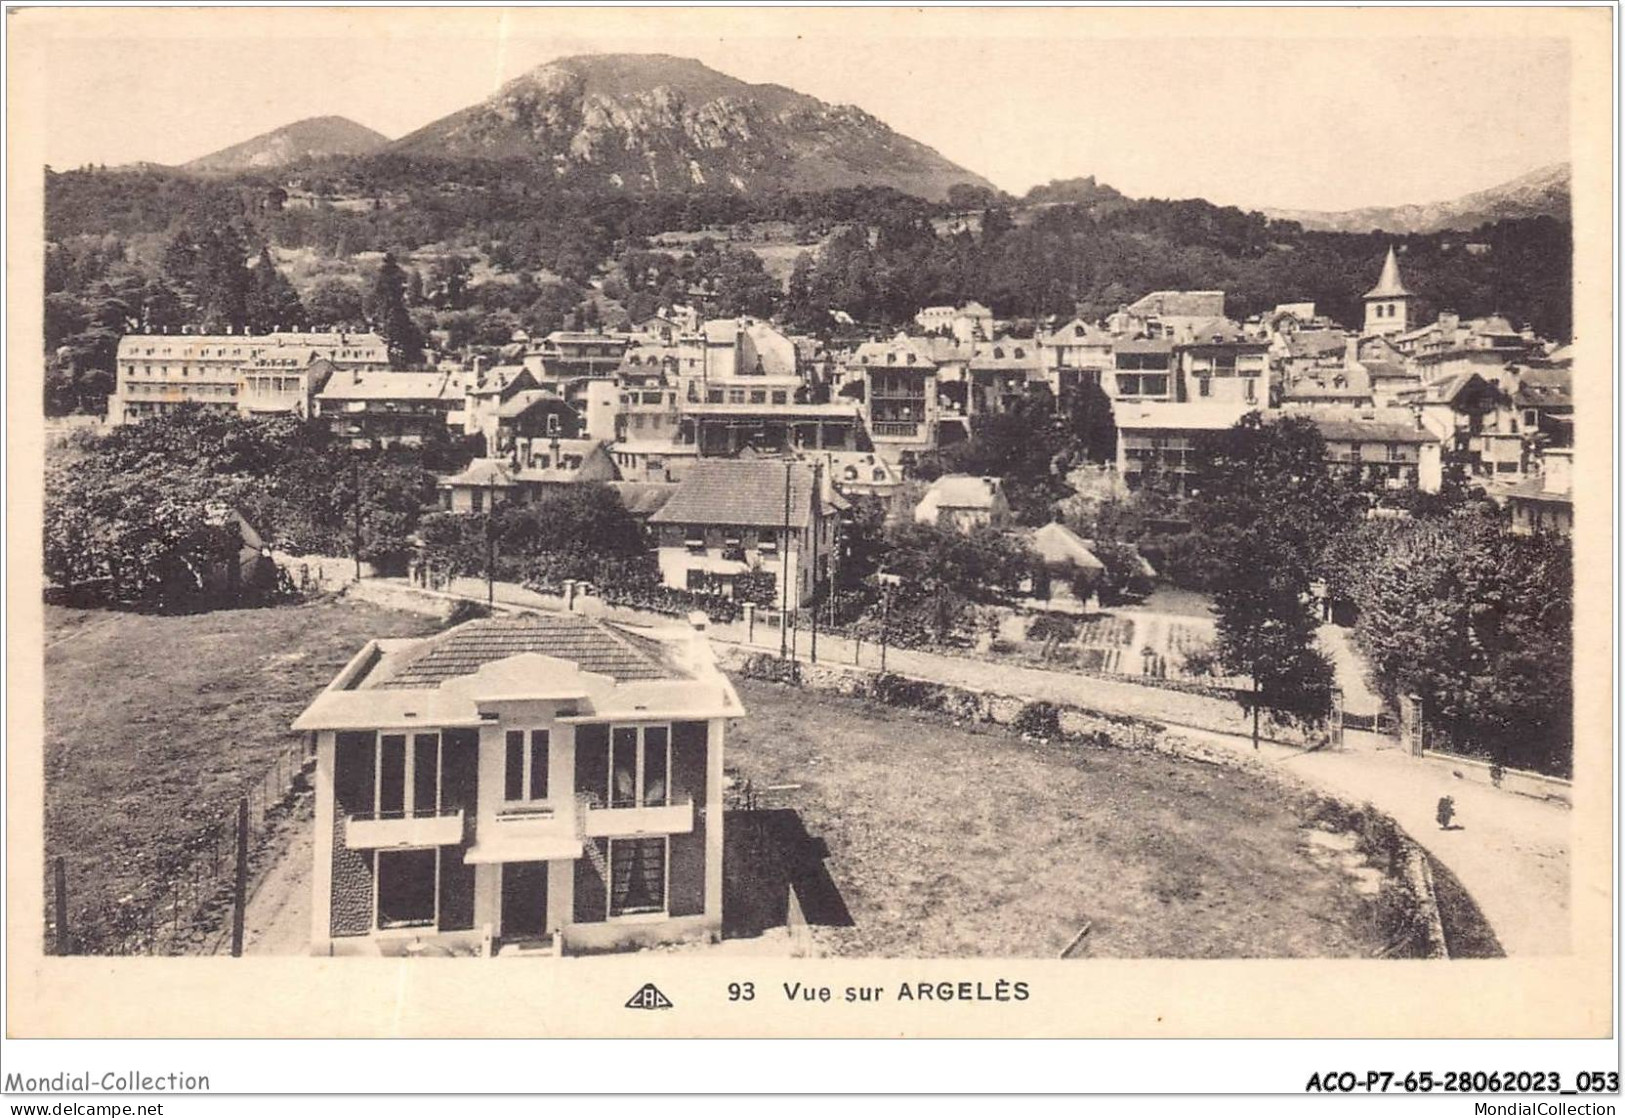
[24, 7, 1574, 213]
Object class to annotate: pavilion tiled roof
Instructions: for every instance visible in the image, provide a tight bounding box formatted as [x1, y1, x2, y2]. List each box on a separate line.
[373, 614, 683, 690]
[649, 460, 825, 529]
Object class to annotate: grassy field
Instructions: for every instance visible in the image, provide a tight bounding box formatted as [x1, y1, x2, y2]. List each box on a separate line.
[728, 680, 1390, 958]
[43, 597, 441, 934]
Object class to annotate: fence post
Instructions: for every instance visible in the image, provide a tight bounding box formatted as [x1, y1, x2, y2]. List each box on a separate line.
[53, 857, 70, 956]
[231, 796, 249, 957]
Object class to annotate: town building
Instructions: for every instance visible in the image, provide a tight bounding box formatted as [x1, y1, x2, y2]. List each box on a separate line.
[459, 365, 539, 448]
[315, 368, 463, 449]
[490, 390, 584, 457]
[295, 612, 742, 957]
[850, 335, 944, 466]
[107, 330, 388, 426]
[524, 331, 629, 381]
[1293, 408, 1440, 491]
[1036, 318, 1114, 396]
[1362, 247, 1416, 337]
[1511, 366, 1573, 450]
[1501, 447, 1573, 536]
[437, 439, 620, 513]
[913, 475, 1012, 532]
[1110, 291, 1227, 341]
[797, 450, 905, 514]
[647, 459, 842, 607]
[1113, 401, 1252, 492]
[679, 398, 865, 458]
[1104, 337, 1177, 403]
[1280, 366, 1375, 410]
[1398, 312, 1536, 382]
[237, 352, 335, 419]
[1029, 521, 1106, 605]
[914, 301, 994, 342]
[1173, 325, 1269, 406]
[1400, 371, 1527, 482]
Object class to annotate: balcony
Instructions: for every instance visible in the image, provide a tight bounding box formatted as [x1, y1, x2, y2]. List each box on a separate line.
[464, 802, 581, 864]
[580, 797, 695, 838]
[871, 422, 922, 439]
[346, 807, 464, 849]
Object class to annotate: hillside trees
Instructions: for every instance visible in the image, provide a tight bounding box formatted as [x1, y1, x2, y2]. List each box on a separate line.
[1321, 511, 1573, 776]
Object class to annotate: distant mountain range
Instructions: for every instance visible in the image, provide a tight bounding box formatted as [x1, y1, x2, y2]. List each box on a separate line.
[1258, 163, 1570, 234]
[180, 54, 992, 201]
[171, 58, 1569, 230]
[183, 115, 389, 172]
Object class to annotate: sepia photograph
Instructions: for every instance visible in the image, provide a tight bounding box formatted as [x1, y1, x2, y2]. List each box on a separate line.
[3, 2, 1614, 1070]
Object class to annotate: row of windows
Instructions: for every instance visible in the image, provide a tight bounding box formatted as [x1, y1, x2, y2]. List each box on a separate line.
[373, 831, 669, 930]
[703, 388, 790, 405]
[121, 383, 236, 398]
[122, 364, 240, 378]
[1115, 373, 1170, 397]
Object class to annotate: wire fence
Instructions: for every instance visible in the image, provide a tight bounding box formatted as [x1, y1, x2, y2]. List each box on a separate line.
[47, 736, 316, 957]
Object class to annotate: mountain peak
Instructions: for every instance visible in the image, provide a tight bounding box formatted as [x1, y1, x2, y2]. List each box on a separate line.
[392, 53, 992, 201]
[184, 116, 389, 173]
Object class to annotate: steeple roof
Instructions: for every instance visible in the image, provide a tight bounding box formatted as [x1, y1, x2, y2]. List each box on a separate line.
[1364, 246, 1413, 300]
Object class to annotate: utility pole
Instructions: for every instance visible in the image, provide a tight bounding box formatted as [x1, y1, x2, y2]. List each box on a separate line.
[880, 582, 892, 673]
[779, 459, 792, 659]
[350, 456, 362, 581]
[486, 471, 497, 608]
[876, 572, 899, 674]
[53, 857, 69, 956]
[809, 459, 821, 664]
[230, 797, 248, 957]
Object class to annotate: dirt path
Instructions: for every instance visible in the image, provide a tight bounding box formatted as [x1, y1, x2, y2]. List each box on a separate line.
[1149, 726, 1568, 956]
[218, 802, 315, 956]
[1318, 625, 1385, 717]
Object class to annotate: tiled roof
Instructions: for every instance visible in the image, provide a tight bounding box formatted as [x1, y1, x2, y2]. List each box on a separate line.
[608, 481, 679, 517]
[1177, 318, 1257, 346]
[1285, 330, 1349, 358]
[649, 460, 824, 529]
[374, 615, 683, 690]
[1514, 368, 1572, 407]
[318, 371, 454, 402]
[1031, 522, 1105, 569]
[440, 460, 519, 488]
[497, 389, 566, 418]
[1297, 410, 1434, 444]
[1128, 291, 1226, 318]
[1362, 359, 1411, 381]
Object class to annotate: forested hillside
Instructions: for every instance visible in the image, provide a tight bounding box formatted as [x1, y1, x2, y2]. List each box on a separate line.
[43, 159, 1572, 414]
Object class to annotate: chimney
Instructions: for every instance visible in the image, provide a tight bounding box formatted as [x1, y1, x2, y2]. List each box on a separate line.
[1438, 310, 1459, 337]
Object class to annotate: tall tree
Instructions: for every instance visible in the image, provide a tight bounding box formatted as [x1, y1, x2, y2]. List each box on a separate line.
[246, 246, 306, 333]
[371, 252, 424, 368]
[1193, 414, 1350, 744]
